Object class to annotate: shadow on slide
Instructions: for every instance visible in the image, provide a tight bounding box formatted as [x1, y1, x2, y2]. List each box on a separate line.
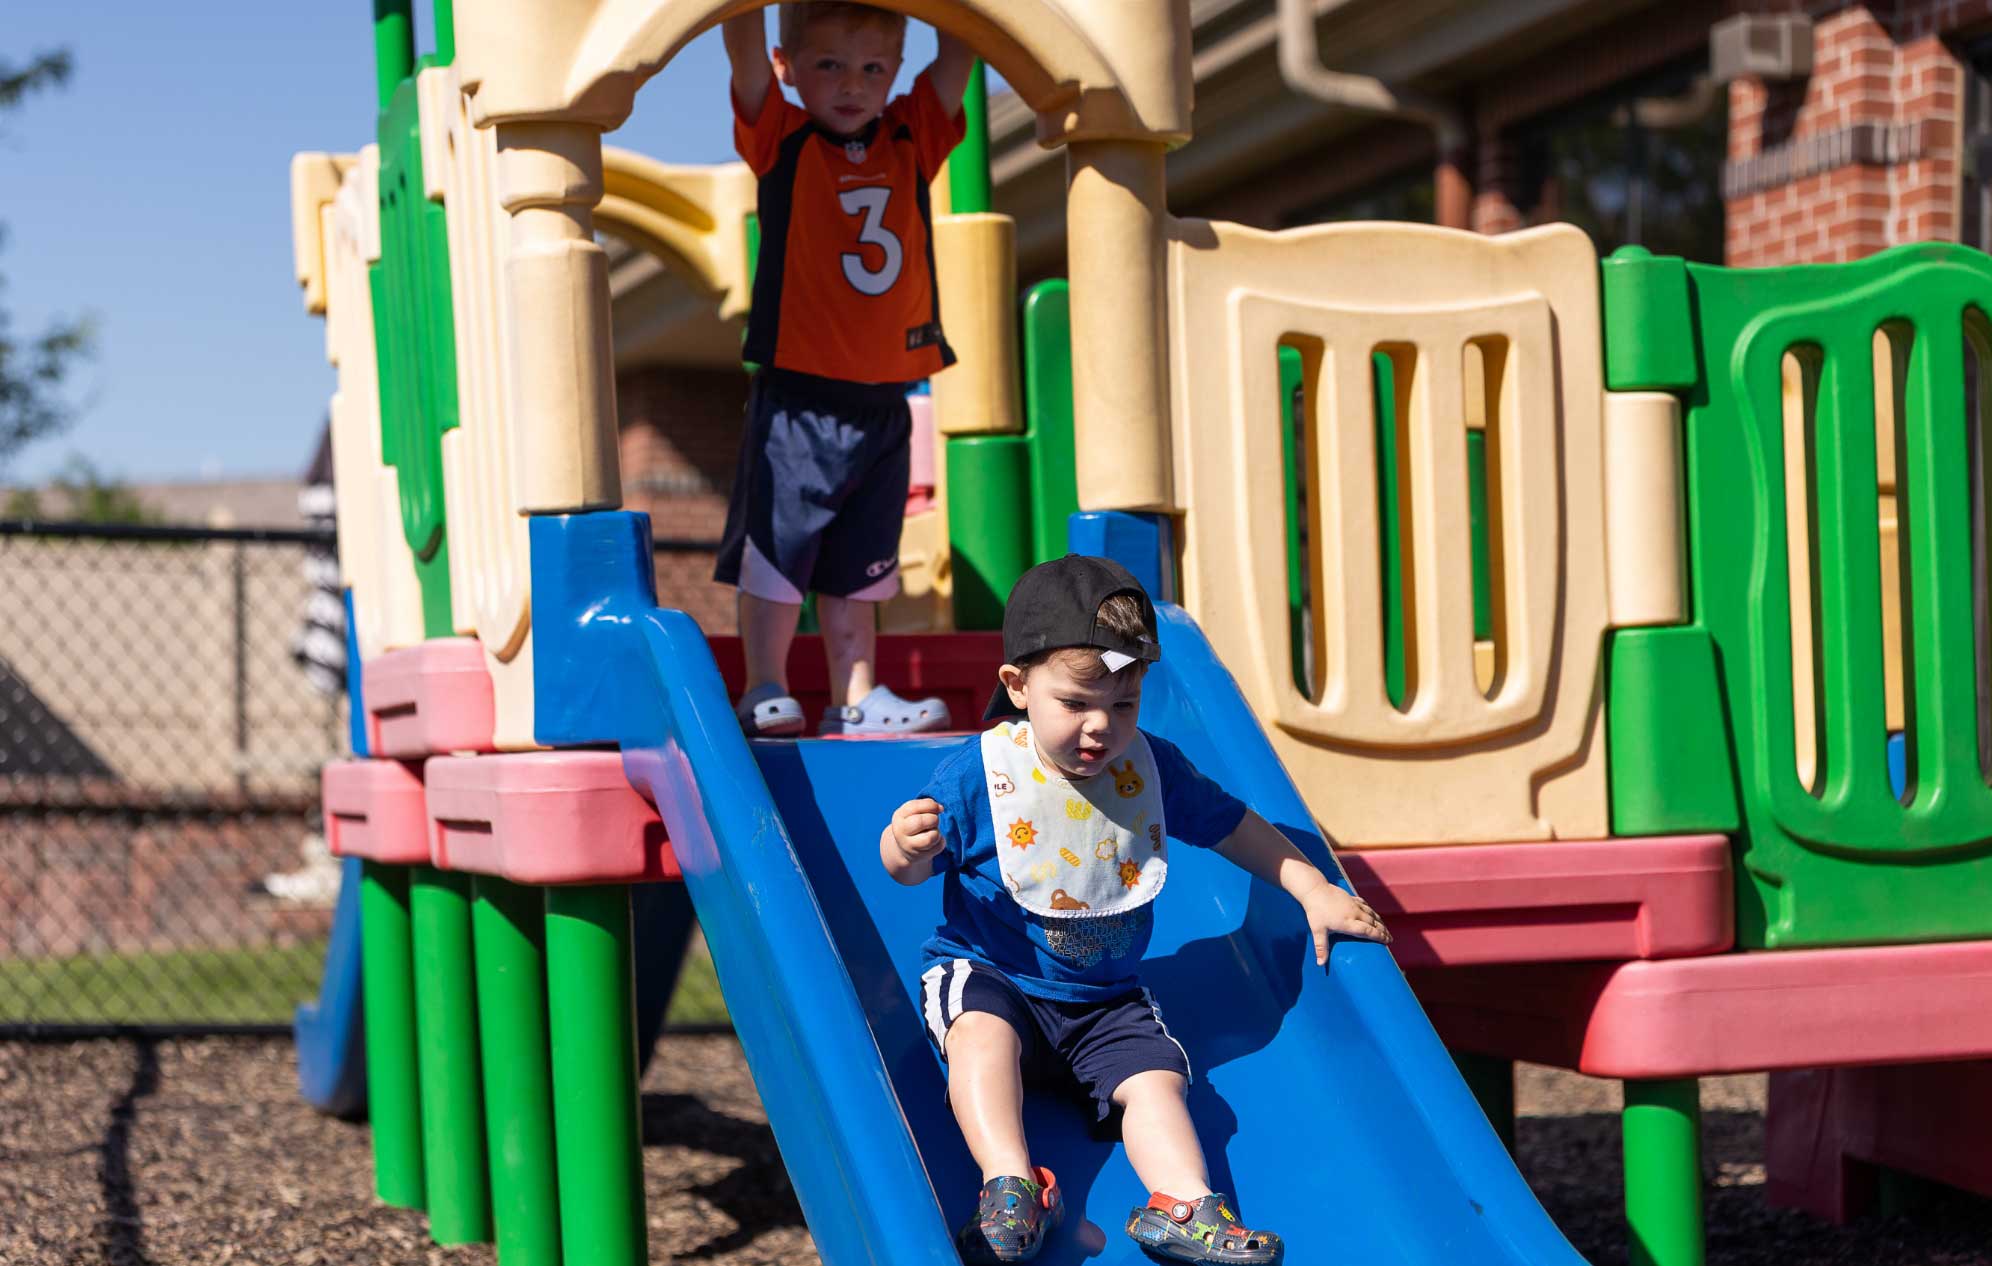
[619, 601, 1589, 1265]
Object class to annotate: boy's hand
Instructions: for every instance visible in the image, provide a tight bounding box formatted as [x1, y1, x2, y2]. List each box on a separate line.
[1299, 882, 1390, 965]
[890, 797, 947, 865]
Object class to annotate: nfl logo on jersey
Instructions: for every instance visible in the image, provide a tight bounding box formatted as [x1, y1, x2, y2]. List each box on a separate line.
[844, 139, 868, 164]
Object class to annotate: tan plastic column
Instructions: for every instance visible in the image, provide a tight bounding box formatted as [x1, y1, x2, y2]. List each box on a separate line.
[495, 122, 622, 514]
[1065, 140, 1174, 513]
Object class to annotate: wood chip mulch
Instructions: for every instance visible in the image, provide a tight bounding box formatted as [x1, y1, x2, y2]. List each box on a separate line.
[3, 1037, 1990, 1264]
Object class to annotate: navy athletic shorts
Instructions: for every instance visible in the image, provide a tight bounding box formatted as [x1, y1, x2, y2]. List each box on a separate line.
[713, 368, 913, 604]
[919, 957, 1193, 1121]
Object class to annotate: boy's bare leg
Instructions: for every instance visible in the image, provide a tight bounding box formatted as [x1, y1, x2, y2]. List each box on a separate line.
[739, 590, 802, 693]
[817, 593, 878, 707]
[1113, 1071, 1212, 1198]
[945, 1012, 1034, 1181]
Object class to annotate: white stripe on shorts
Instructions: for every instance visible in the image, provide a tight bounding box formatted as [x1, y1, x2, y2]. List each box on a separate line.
[947, 957, 971, 1027]
[1141, 986, 1193, 1085]
[921, 962, 947, 1049]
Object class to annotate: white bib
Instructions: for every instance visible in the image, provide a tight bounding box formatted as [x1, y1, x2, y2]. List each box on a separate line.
[981, 722, 1167, 921]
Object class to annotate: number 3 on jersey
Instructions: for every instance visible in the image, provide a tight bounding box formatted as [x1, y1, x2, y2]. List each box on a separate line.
[838, 186, 903, 296]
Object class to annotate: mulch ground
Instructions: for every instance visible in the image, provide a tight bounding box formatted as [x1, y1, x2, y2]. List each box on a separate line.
[3, 1036, 1990, 1265]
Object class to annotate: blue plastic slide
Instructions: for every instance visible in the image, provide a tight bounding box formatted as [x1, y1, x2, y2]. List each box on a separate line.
[296, 855, 369, 1117]
[609, 598, 1590, 1264]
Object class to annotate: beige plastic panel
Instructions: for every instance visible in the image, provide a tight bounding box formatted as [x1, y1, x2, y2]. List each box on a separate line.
[930, 214, 1021, 437]
[1167, 220, 1610, 846]
[289, 153, 350, 317]
[455, 0, 1190, 147]
[598, 150, 756, 321]
[302, 145, 425, 660]
[882, 395, 954, 632]
[417, 66, 540, 751]
[1603, 392, 1687, 628]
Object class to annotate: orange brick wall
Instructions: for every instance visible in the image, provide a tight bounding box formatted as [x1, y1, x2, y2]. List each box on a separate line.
[616, 366, 749, 634]
[1726, 4, 1967, 265]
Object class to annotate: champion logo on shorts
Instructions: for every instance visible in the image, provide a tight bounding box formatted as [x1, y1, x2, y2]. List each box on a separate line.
[865, 556, 898, 578]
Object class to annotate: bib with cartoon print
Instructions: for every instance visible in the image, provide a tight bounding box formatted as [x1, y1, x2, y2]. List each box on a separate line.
[981, 721, 1167, 924]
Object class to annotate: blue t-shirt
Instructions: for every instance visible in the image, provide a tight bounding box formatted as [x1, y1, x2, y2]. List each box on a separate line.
[918, 729, 1248, 1002]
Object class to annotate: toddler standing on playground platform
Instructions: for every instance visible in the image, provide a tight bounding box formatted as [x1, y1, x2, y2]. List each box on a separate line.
[717, 2, 972, 736]
[881, 555, 1393, 1264]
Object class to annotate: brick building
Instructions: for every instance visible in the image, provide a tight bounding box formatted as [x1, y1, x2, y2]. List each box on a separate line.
[610, 0, 1990, 626]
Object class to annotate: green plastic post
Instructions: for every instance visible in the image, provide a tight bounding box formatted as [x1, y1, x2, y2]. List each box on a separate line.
[471, 877, 561, 1266]
[1623, 1079, 1705, 1266]
[359, 861, 425, 1209]
[1600, 246, 1698, 391]
[1608, 628, 1741, 834]
[947, 437, 1033, 629]
[545, 886, 647, 1266]
[1467, 429, 1492, 642]
[1452, 1052, 1516, 1154]
[373, 1, 415, 112]
[1018, 281, 1079, 563]
[948, 61, 992, 214]
[411, 867, 492, 1244]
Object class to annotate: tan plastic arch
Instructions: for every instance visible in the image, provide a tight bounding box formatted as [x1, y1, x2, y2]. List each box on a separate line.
[455, 0, 1189, 148]
[597, 149, 756, 320]
[290, 148, 426, 662]
[1167, 220, 1611, 846]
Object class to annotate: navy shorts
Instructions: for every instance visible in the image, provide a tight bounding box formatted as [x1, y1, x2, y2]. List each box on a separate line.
[713, 369, 912, 604]
[919, 958, 1192, 1121]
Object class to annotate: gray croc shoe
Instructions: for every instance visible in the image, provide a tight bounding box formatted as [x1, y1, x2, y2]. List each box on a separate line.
[819, 684, 952, 736]
[736, 682, 806, 737]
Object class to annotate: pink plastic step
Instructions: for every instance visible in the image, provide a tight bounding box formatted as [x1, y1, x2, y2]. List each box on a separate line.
[423, 752, 678, 886]
[1409, 940, 1992, 1079]
[1339, 834, 1733, 967]
[1765, 1061, 1992, 1224]
[362, 638, 496, 758]
[323, 758, 430, 864]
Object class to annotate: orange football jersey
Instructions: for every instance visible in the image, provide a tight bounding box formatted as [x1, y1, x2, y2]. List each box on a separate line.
[735, 71, 964, 383]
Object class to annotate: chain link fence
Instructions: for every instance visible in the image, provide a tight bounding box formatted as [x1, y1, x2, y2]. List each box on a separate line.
[1, 522, 347, 1034]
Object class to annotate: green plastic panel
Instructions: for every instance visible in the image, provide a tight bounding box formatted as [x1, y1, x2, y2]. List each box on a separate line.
[947, 61, 991, 215]
[1606, 627, 1741, 835]
[1601, 245, 1699, 392]
[1279, 346, 1307, 693]
[1671, 243, 1992, 947]
[372, 68, 459, 638]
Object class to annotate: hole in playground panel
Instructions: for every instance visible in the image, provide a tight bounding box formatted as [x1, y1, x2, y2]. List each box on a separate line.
[1874, 321, 1916, 805]
[1965, 310, 1992, 787]
[1275, 341, 1317, 700]
[1465, 336, 1510, 701]
[1374, 343, 1419, 713]
[1780, 345, 1827, 797]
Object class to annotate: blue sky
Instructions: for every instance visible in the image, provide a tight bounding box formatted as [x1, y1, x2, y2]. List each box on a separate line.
[3, 4, 938, 485]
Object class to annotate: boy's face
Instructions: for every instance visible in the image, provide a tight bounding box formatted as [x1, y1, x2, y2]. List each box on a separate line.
[997, 653, 1144, 782]
[772, 17, 903, 139]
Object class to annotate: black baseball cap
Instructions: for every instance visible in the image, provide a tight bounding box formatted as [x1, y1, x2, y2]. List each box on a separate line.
[984, 554, 1162, 720]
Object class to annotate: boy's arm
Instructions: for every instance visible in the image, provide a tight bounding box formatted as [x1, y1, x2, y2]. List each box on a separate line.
[1213, 809, 1390, 964]
[882, 796, 948, 885]
[925, 31, 975, 120]
[722, 13, 773, 120]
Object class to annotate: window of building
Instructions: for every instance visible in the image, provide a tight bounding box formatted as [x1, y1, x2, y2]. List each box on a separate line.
[1514, 56, 1727, 263]
[1957, 33, 1992, 251]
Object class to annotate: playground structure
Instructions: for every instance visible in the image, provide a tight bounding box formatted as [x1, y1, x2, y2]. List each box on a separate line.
[287, 2, 1992, 1265]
